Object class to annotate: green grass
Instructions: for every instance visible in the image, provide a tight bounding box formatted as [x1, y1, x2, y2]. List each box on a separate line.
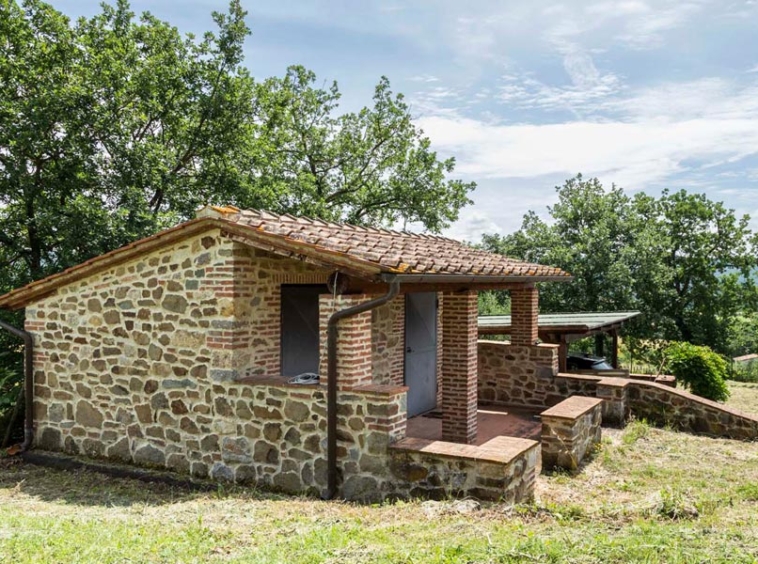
[1, 386, 758, 563]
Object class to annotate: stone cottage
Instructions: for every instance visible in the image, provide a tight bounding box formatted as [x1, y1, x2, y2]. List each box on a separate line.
[4, 206, 758, 502]
[0, 206, 579, 501]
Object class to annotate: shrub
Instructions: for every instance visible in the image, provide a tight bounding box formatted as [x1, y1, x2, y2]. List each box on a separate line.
[663, 342, 730, 402]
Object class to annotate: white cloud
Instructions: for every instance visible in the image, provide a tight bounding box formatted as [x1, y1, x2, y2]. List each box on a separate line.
[542, 0, 706, 52]
[419, 113, 758, 189]
[604, 78, 758, 120]
[409, 74, 441, 83]
[562, 50, 602, 89]
[445, 209, 503, 242]
[496, 51, 623, 113]
[585, 1, 650, 17]
[420, 73, 758, 240]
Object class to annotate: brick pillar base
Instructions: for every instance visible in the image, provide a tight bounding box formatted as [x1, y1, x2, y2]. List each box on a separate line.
[441, 291, 478, 444]
[319, 294, 374, 389]
[511, 285, 538, 346]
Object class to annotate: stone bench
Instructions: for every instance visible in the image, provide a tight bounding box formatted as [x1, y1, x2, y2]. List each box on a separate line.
[389, 435, 539, 503]
[541, 396, 603, 471]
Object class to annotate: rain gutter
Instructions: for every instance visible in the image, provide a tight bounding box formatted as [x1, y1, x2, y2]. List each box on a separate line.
[323, 277, 400, 500]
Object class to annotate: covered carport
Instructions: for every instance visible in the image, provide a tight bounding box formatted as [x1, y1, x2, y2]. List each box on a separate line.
[478, 311, 641, 373]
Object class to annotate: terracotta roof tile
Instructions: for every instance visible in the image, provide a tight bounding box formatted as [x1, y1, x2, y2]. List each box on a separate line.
[227, 209, 569, 279]
[0, 208, 570, 310]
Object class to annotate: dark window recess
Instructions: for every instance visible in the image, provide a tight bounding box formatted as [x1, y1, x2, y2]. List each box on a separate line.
[280, 285, 323, 377]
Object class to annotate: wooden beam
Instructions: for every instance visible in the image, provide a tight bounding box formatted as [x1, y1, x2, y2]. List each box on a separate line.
[611, 329, 619, 369]
[594, 333, 605, 357]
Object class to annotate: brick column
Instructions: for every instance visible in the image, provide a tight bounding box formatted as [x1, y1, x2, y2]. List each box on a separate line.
[511, 285, 538, 346]
[441, 291, 478, 444]
[319, 294, 374, 389]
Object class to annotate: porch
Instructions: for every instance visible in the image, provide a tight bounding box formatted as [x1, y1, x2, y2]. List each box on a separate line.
[405, 405, 543, 444]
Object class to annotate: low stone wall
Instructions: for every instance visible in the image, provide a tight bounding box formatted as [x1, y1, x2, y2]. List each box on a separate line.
[628, 373, 676, 388]
[479, 341, 758, 441]
[32, 367, 546, 501]
[594, 377, 630, 426]
[541, 396, 603, 470]
[389, 436, 539, 502]
[627, 381, 758, 440]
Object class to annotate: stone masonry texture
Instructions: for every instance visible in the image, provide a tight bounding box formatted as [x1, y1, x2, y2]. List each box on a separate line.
[23, 226, 544, 502]
[24, 229, 409, 499]
[478, 340, 758, 441]
[541, 397, 603, 470]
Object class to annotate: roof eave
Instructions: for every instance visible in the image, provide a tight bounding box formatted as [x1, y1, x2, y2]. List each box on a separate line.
[0, 217, 226, 311]
[382, 273, 573, 285]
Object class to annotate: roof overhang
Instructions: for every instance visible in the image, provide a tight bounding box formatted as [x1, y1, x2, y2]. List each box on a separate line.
[0, 218, 223, 310]
[0, 215, 571, 310]
[478, 311, 642, 338]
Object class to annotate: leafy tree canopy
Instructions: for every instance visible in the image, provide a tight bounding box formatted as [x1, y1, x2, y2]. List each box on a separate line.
[482, 175, 758, 354]
[0, 0, 474, 293]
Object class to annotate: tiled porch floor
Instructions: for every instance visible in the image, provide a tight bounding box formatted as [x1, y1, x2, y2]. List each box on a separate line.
[405, 405, 543, 445]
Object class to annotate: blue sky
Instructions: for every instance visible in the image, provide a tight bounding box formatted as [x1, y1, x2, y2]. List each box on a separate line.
[55, 0, 758, 241]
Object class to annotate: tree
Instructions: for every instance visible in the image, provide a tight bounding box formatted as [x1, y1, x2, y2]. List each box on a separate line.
[250, 66, 474, 230]
[630, 190, 758, 352]
[482, 175, 637, 313]
[728, 313, 758, 358]
[1, 0, 473, 295]
[0, 0, 474, 440]
[482, 175, 758, 354]
[0, 0, 257, 290]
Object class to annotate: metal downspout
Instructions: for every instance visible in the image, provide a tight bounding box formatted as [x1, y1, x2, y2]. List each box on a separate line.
[0, 320, 34, 451]
[324, 277, 400, 500]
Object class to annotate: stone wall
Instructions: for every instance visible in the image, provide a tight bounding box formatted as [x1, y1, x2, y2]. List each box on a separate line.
[23, 227, 417, 500]
[627, 381, 758, 440]
[25, 228, 329, 396]
[478, 341, 561, 408]
[477, 341, 758, 441]
[389, 435, 539, 503]
[541, 396, 603, 470]
[35, 374, 408, 499]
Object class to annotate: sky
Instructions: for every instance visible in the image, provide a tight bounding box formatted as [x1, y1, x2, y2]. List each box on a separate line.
[54, 0, 758, 241]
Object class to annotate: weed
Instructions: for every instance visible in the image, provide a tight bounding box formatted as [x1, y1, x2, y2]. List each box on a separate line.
[650, 487, 699, 520]
[622, 419, 650, 445]
[737, 483, 758, 501]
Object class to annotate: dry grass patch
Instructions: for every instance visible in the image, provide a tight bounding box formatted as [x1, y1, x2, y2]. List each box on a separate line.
[726, 381, 758, 415]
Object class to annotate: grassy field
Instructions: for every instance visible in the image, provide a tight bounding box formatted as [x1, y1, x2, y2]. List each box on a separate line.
[0, 383, 757, 563]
